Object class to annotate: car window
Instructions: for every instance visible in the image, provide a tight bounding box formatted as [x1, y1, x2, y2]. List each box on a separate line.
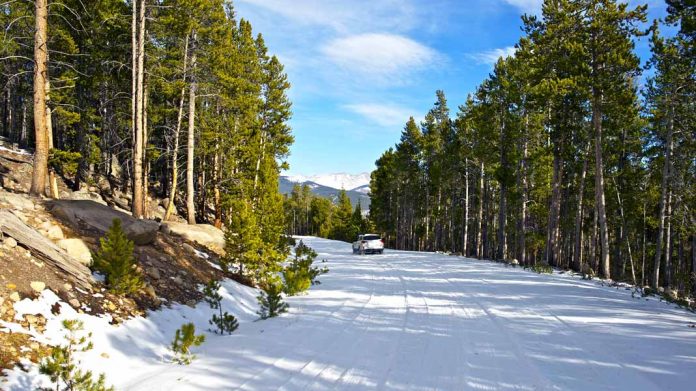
[363, 235, 380, 241]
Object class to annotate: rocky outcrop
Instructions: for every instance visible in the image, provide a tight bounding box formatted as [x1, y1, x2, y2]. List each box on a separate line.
[160, 222, 225, 255]
[0, 210, 93, 289]
[47, 200, 159, 245]
[0, 189, 36, 211]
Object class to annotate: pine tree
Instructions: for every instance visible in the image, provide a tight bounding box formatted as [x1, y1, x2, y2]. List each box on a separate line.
[257, 282, 289, 319]
[91, 219, 143, 295]
[171, 322, 205, 365]
[39, 319, 114, 391]
[203, 279, 239, 335]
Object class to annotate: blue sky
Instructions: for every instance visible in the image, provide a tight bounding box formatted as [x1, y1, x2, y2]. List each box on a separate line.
[234, 0, 670, 176]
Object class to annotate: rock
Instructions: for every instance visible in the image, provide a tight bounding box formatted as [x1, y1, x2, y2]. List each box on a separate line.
[668, 289, 678, 300]
[185, 300, 196, 308]
[101, 352, 110, 359]
[0, 189, 35, 211]
[9, 292, 20, 302]
[658, 287, 665, 294]
[65, 188, 107, 205]
[63, 283, 73, 291]
[39, 221, 53, 231]
[171, 276, 183, 285]
[146, 267, 160, 280]
[29, 342, 40, 350]
[4, 237, 17, 248]
[13, 211, 28, 223]
[57, 238, 93, 266]
[46, 225, 64, 240]
[510, 259, 520, 266]
[161, 222, 225, 255]
[47, 200, 159, 245]
[182, 243, 196, 254]
[0, 297, 3, 306]
[105, 301, 116, 311]
[25, 314, 38, 324]
[68, 298, 81, 308]
[144, 284, 157, 299]
[30, 281, 46, 293]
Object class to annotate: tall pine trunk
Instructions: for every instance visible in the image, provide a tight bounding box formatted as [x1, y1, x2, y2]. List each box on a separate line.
[463, 158, 469, 256]
[131, 0, 146, 218]
[164, 34, 189, 222]
[592, 95, 610, 279]
[652, 107, 674, 288]
[476, 162, 484, 259]
[573, 145, 588, 271]
[186, 31, 198, 225]
[517, 119, 528, 264]
[546, 148, 563, 266]
[497, 117, 507, 261]
[30, 0, 49, 196]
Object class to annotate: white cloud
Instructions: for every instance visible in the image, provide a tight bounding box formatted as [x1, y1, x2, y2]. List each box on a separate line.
[501, 0, 543, 14]
[235, 0, 418, 34]
[344, 103, 415, 127]
[469, 46, 517, 65]
[321, 33, 441, 84]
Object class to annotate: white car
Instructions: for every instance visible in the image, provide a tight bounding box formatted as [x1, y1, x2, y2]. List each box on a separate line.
[352, 234, 384, 254]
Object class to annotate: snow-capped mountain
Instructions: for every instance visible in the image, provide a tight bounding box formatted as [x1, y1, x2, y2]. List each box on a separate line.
[285, 172, 370, 192]
[352, 184, 370, 195]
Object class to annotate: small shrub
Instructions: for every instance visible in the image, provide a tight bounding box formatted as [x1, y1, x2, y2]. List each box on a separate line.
[257, 282, 289, 319]
[91, 219, 143, 295]
[171, 323, 205, 365]
[531, 263, 553, 274]
[39, 319, 114, 391]
[203, 280, 239, 335]
[282, 241, 328, 296]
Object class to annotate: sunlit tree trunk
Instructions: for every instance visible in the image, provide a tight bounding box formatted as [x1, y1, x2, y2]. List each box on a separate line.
[164, 34, 189, 222]
[30, 0, 49, 196]
[186, 30, 198, 225]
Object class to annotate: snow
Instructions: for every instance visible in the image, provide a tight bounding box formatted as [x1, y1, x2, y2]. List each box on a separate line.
[352, 184, 371, 194]
[0, 144, 32, 156]
[3, 237, 696, 390]
[285, 173, 370, 191]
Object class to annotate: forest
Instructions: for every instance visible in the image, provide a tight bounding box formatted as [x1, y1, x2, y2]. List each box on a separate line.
[1, 0, 293, 279]
[370, 0, 695, 295]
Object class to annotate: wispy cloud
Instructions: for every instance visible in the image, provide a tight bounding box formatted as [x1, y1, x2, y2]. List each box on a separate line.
[344, 103, 415, 127]
[468, 46, 517, 65]
[321, 33, 441, 85]
[235, 0, 418, 34]
[501, 0, 543, 14]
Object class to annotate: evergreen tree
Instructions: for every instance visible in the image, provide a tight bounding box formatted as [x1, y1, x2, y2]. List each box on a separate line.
[171, 323, 205, 365]
[91, 219, 143, 295]
[203, 279, 239, 335]
[257, 282, 289, 319]
[39, 320, 114, 391]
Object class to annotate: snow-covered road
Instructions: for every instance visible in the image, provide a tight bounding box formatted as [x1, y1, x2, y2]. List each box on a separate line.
[5, 237, 696, 390]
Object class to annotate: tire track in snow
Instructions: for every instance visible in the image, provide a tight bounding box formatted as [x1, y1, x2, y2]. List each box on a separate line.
[233, 256, 381, 391]
[274, 255, 397, 390]
[423, 256, 559, 390]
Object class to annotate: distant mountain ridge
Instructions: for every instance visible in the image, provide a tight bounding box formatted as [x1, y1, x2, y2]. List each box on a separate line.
[279, 174, 371, 211]
[284, 172, 370, 192]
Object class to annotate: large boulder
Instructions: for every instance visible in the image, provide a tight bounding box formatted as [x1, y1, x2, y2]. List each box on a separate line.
[0, 189, 36, 211]
[160, 222, 225, 255]
[47, 200, 159, 245]
[57, 238, 93, 266]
